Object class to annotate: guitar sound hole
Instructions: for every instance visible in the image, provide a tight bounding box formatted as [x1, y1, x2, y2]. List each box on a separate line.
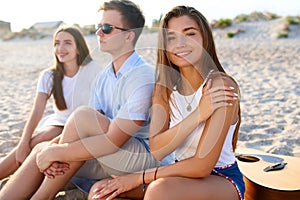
[236, 155, 260, 162]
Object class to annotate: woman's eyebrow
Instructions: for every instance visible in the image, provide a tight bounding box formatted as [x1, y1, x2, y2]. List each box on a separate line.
[63, 39, 73, 42]
[183, 27, 197, 32]
[167, 27, 198, 35]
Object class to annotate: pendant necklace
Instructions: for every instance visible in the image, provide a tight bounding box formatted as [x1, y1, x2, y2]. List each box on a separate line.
[183, 91, 197, 112]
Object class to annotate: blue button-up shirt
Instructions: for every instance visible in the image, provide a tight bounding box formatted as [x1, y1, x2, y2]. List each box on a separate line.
[91, 51, 154, 139]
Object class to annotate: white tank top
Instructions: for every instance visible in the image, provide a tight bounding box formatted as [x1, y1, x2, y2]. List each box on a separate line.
[169, 83, 237, 167]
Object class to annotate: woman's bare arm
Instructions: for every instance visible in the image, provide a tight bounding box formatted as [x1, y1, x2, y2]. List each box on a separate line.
[149, 76, 238, 160]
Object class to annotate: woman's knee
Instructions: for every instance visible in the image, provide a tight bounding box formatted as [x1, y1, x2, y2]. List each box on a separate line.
[88, 179, 108, 200]
[30, 127, 63, 147]
[145, 178, 173, 199]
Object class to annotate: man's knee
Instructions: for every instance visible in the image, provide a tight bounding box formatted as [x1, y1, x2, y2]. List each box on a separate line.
[32, 142, 49, 154]
[70, 106, 109, 136]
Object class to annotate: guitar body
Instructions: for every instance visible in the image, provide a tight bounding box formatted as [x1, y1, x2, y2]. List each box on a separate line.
[236, 148, 300, 200]
[243, 177, 300, 200]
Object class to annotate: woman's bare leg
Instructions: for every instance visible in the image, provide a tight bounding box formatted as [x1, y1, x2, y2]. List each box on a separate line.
[31, 107, 110, 200]
[0, 144, 46, 200]
[31, 126, 64, 145]
[0, 150, 20, 181]
[144, 176, 239, 200]
[0, 126, 63, 180]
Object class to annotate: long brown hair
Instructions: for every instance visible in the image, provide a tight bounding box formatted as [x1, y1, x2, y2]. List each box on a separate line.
[154, 6, 241, 150]
[51, 26, 92, 110]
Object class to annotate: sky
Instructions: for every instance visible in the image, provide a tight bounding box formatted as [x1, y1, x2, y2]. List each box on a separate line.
[1, 0, 300, 32]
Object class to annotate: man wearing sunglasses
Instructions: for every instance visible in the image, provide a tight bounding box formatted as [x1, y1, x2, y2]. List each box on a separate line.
[0, 0, 173, 199]
[67, 0, 174, 195]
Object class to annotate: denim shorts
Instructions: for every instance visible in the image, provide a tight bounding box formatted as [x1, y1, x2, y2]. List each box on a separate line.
[211, 162, 245, 200]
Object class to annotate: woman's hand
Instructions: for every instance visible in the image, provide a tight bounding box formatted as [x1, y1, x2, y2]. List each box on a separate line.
[197, 78, 238, 123]
[91, 174, 141, 200]
[15, 141, 31, 166]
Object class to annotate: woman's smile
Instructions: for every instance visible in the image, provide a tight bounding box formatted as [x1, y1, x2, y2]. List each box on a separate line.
[174, 50, 192, 58]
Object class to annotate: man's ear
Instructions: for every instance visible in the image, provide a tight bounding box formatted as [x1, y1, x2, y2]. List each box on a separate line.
[126, 31, 135, 42]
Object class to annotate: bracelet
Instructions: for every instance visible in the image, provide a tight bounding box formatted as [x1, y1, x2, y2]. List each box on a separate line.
[142, 169, 146, 192]
[154, 166, 159, 181]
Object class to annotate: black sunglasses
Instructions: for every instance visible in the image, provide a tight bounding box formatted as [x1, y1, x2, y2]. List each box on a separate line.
[96, 23, 129, 34]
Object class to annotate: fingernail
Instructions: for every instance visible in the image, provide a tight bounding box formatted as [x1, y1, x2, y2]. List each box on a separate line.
[92, 194, 100, 199]
[233, 93, 238, 96]
[93, 188, 98, 193]
[229, 86, 235, 90]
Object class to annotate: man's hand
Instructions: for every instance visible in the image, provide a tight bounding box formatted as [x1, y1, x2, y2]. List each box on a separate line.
[43, 161, 70, 179]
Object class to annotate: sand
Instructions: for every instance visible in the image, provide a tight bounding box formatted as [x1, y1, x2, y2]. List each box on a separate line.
[0, 18, 299, 198]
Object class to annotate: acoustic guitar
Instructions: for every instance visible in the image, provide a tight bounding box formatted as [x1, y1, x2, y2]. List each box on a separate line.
[235, 148, 300, 200]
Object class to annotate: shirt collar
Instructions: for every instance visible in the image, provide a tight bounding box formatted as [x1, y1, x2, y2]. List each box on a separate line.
[108, 51, 143, 79]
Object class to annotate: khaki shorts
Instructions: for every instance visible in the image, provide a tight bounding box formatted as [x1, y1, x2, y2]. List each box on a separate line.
[75, 137, 159, 179]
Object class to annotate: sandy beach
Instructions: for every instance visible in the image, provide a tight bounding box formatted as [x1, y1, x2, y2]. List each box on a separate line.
[0, 17, 299, 197]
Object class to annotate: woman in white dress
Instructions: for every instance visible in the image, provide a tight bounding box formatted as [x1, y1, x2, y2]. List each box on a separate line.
[0, 25, 100, 180]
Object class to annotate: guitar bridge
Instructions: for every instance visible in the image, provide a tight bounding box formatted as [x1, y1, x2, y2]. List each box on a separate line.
[263, 162, 287, 172]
